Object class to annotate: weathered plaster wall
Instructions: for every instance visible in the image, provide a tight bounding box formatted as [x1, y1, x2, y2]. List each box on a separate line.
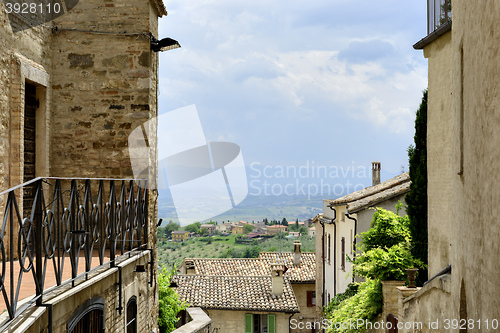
[397, 274, 451, 333]
[290, 283, 317, 332]
[411, 0, 500, 330]
[205, 309, 291, 333]
[423, 30, 454, 279]
[450, 0, 500, 326]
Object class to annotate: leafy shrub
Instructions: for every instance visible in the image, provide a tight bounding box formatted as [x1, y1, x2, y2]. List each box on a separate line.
[351, 243, 424, 281]
[326, 279, 382, 333]
[158, 268, 187, 333]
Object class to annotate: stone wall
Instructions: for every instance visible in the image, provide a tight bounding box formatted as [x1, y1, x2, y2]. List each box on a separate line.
[2, 251, 153, 333]
[0, 0, 166, 329]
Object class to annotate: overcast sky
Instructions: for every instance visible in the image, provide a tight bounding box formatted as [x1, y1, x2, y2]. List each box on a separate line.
[156, 0, 428, 189]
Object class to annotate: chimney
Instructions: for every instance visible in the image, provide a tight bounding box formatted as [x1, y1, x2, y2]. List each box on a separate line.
[293, 240, 302, 265]
[271, 264, 284, 296]
[372, 161, 381, 186]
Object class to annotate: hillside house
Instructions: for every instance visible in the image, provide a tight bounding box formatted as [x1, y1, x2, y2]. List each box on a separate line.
[175, 242, 317, 332]
[315, 162, 410, 309]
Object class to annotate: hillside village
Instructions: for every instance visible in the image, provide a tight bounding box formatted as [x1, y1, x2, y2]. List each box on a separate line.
[1, 1, 500, 333]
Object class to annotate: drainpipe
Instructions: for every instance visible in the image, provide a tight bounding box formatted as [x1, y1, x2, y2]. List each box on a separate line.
[329, 206, 337, 297]
[345, 212, 357, 283]
[289, 313, 295, 333]
[319, 218, 325, 310]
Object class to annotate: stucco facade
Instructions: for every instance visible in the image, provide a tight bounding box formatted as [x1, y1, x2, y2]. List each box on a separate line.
[315, 171, 410, 311]
[205, 310, 291, 333]
[399, 1, 500, 331]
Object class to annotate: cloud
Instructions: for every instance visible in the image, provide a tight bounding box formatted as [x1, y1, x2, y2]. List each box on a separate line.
[338, 40, 395, 63]
[158, 0, 428, 171]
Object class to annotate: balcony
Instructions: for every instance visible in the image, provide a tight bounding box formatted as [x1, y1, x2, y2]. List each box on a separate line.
[428, 0, 452, 34]
[0, 177, 149, 330]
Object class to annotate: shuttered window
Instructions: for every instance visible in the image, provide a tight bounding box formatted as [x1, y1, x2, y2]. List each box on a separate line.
[245, 314, 253, 333]
[341, 237, 345, 271]
[268, 315, 275, 333]
[307, 291, 316, 307]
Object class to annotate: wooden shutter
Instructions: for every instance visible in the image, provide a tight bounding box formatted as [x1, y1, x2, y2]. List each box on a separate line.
[341, 237, 345, 270]
[267, 314, 276, 333]
[307, 291, 313, 307]
[245, 314, 253, 333]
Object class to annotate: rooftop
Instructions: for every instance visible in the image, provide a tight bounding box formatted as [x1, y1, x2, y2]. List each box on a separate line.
[178, 252, 316, 283]
[172, 275, 299, 313]
[327, 172, 410, 212]
[259, 252, 316, 283]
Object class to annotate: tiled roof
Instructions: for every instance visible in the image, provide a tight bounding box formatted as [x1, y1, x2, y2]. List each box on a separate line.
[327, 173, 410, 207]
[179, 253, 316, 283]
[184, 258, 269, 277]
[172, 275, 300, 313]
[151, 0, 167, 16]
[259, 252, 316, 283]
[347, 181, 410, 213]
[172, 230, 189, 234]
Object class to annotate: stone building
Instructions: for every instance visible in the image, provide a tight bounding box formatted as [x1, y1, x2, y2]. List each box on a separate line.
[175, 245, 316, 333]
[314, 163, 410, 311]
[0, 0, 168, 331]
[395, 0, 500, 331]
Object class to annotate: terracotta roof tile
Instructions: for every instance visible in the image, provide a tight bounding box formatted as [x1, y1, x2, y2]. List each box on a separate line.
[172, 275, 300, 313]
[180, 254, 316, 283]
[258, 252, 316, 283]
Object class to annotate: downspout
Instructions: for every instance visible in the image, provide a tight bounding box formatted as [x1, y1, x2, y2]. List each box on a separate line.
[289, 313, 295, 333]
[345, 212, 357, 283]
[329, 206, 337, 297]
[319, 218, 326, 310]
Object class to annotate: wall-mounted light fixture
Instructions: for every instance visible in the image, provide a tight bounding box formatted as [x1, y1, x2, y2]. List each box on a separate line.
[151, 36, 181, 52]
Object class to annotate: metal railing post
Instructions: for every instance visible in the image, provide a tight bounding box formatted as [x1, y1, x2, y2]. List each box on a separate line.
[35, 179, 43, 306]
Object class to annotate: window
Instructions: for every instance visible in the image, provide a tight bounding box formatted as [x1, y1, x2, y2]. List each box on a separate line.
[23, 82, 37, 216]
[245, 314, 275, 333]
[126, 296, 137, 333]
[307, 291, 316, 307]
[67, 297, 105, 333]
[341, 237, 345, 271]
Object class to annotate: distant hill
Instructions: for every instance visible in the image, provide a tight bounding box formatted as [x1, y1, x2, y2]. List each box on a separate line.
[158, 194, 330, 225]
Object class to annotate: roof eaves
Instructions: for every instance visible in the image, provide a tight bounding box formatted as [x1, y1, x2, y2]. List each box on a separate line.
[347, 182, 411, 214]
[413, 20, 452, 50]
[327, 173, 410, 207]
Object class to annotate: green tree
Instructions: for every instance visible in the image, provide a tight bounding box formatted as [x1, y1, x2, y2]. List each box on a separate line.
[158, 268, 187, 333]
[281, 218, 288, 226]
[243, 224, 253, 233]
[406, 89, 428, 285]
[164, 221, 180, 238]
[185, 222, 201, 233]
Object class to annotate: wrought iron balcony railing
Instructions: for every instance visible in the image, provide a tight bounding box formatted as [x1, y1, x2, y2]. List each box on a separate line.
[0, 177, 148, 327]
[428, 0, 452, 34]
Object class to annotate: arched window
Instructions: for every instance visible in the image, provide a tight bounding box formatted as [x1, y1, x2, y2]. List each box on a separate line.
[126, 296, 137, 333]
[67, 297, 105, 333]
